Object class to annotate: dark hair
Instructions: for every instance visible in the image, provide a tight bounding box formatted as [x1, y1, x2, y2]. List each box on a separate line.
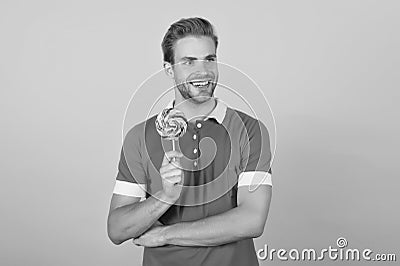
[161, 17, 218, 64]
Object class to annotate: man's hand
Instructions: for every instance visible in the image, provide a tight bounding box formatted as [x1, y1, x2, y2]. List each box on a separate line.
[133, 225, 167, 247]
[160, 151, 184, 203]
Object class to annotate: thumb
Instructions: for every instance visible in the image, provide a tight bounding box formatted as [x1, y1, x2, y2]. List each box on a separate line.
[133, 238, 142, 246]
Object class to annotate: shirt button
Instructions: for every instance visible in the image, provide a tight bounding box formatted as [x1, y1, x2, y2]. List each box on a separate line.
[193, 148, 198, 154]
[193, 134, 197, 140]
[194, 161, 198, 166]
[196, 123, 202, 128]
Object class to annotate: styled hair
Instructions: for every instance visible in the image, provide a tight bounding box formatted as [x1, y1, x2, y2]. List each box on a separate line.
[161, 17, 218, 64]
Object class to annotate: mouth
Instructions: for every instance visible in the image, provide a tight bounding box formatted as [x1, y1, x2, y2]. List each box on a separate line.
[188, 80, 212, 88]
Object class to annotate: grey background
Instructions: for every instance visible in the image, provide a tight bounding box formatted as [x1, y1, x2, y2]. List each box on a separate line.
[0, 0, 398, 265]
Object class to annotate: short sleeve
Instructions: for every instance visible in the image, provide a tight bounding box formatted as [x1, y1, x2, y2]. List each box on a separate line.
[113, 126, 147, 198]
[238, 119, 273, 187]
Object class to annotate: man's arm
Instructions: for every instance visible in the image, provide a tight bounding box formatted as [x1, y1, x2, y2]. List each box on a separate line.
[134, 184, 272, 247]
[107, 151, 184, 245]
[108, 192, 175, 245]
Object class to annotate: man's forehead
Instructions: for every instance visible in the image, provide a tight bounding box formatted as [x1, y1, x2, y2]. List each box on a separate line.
[174, 36, 216, 60]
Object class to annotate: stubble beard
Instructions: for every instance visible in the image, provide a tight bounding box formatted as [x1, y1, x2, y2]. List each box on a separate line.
[176, 81, 217, 104]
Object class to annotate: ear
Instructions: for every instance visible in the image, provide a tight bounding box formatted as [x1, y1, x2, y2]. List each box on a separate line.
[163, 62, 174, 79]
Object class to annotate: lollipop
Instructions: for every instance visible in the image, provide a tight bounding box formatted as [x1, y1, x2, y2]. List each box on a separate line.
[155, 107, 187, 154]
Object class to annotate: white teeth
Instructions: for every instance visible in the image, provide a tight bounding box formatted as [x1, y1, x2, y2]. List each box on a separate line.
[191, 81, 209, 87]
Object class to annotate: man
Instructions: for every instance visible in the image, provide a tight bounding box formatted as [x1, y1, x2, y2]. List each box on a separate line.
[107, 17, 273, 266]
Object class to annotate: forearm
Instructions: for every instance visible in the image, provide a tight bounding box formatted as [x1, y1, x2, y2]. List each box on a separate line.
[163, 205, 264, 247]
[108, 191, 172, 245]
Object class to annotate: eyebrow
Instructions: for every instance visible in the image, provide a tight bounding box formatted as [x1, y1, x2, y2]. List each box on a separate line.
[179, 54, 217, 61]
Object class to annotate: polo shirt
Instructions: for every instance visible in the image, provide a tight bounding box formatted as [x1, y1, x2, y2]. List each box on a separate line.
[113, 98, 272, 266]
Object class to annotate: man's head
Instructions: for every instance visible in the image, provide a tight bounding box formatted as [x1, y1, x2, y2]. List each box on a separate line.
[162, 17, 219, 104]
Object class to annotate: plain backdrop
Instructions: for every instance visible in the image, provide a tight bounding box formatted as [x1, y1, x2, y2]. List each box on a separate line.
[0, 1, 399, 265]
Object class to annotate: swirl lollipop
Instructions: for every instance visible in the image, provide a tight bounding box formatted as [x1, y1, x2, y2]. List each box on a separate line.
[155, 107, 187, 155]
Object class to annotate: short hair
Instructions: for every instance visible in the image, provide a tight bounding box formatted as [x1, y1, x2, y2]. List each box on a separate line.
[161, 17, 218, 64]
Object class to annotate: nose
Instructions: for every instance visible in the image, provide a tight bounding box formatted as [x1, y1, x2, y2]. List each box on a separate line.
[194, 60, 207, 73]
[193, 59, 215, 75]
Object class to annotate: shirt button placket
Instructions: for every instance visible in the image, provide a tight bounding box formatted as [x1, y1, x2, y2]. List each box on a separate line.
[194, 121, 201, 169]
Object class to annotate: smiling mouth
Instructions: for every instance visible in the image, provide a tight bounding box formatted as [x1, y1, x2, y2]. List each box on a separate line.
[188, 80, 212, 88]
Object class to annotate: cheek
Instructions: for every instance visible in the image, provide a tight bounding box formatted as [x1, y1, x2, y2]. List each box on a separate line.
[211, 67, 219, 77]
[174, 70, 189, 82]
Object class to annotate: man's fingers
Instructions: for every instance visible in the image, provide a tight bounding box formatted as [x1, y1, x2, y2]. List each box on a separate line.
[165, 150, 184, 158]
[161, 169, 182, 178]
[160, 162, 182, 174]
[160, 151, 185, 186]
[162, 170, 182, 180]
[133, 238, 143, 246]
[161, 151, 184, 166]
[164, 175, 183, 185]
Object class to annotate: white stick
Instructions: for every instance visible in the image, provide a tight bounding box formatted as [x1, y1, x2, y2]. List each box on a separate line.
[171, 139, 176, 162]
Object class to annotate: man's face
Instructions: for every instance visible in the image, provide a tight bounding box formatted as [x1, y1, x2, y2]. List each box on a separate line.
[169, 36, 218, 104]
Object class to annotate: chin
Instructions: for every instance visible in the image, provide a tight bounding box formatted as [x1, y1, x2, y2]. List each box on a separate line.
[189, 95, 213, 104]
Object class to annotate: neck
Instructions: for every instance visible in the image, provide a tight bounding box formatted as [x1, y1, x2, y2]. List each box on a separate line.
[174, 95, 217, 123]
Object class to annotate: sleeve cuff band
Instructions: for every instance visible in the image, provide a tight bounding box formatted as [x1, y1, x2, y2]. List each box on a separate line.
[113, 180, 146, 198]
[238, 171, 272, 187]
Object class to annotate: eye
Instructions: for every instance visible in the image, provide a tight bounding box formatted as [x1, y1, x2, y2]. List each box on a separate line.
[183, 60, 193, 65]
[207, 57, 216, 62]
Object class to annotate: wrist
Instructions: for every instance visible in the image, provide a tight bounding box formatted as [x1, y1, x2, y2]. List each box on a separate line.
[161, 224, 173, 244]
[155, 190, 179, 205]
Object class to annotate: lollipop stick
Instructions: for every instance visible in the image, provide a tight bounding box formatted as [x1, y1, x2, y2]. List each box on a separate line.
[171, 139, 176, 162]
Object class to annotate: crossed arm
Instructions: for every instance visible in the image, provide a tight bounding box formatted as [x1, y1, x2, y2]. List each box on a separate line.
[108, 184, 272, 247]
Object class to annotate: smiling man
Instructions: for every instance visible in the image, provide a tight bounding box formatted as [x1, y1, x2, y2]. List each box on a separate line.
[107, 17, 273, 266]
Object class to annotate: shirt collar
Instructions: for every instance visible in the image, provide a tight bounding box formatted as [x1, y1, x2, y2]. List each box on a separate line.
[166, 98, 227, 124]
